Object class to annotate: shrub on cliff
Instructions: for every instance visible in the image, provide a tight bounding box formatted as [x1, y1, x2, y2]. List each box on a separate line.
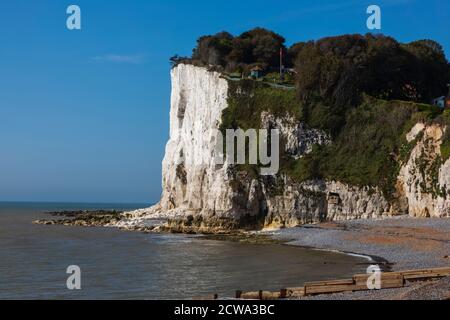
[293, 34, 449, 136]
[189, 28, 287, 73]
[295, 34, 449, 105]
[221, 80, 301, 131]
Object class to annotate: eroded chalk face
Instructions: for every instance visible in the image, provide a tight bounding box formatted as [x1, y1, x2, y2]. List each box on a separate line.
[176, 126, 280, 176]
[215, 128, 280, 176]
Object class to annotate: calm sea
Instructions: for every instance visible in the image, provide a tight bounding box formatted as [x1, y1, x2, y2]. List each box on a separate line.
[0, 202, 366, 300]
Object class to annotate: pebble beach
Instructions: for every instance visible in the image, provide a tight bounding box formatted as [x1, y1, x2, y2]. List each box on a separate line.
[264, 217, 450, 300]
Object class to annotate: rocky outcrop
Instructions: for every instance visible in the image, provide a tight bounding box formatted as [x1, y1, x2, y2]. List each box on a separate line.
[118, 64, 449, 232]
[262, 180, 391, 229]
[260, 112, 331, 158]
[397, 123, 450, 218]
[33, 210, 124, 227]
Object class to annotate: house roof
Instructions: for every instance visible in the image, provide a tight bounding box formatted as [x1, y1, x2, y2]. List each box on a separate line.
[250, 66, 263, 71]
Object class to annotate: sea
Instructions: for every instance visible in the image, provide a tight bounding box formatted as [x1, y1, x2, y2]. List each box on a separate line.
[0, 202, 367, 299]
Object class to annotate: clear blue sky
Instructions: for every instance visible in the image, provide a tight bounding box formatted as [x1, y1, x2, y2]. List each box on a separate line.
[0, 0, 448, 204]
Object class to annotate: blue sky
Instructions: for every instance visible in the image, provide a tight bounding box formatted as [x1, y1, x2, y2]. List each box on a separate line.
[0, 0, 448, 204]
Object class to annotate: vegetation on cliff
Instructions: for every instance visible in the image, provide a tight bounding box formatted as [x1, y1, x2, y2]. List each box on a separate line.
[221, 80, 301, 131]
[285, 99, 440, 197]
[177, 29, 450, 198]
[171, 28, 290, 74]
[221, 80, 441, 197]
[295, 36, 449, 115]
[173, 30, 449, 109]
[439, 110, 450, 161]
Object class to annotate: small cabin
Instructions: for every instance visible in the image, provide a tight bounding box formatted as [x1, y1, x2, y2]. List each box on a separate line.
[283, 68, 297, 75]
[328, 192, 340, 205]
[445, 84, 450, 109]
[432, 96, 446, 108]
[250, 66, 263, 79]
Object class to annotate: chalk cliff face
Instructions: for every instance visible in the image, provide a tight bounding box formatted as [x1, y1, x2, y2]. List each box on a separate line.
[123, 64, 449, 232]
[260, 112, 331, 158]
[155, 64, 246, 229]
[397, 123, 450, 218]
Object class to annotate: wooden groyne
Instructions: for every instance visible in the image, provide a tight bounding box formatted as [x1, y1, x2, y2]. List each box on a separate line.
[200, 267, 450, 300]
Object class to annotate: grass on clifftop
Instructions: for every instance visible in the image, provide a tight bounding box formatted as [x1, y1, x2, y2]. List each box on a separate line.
[220, 79, 302, 132]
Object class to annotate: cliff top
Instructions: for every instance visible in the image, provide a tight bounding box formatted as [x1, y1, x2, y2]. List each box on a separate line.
[171, 29, 450, 107]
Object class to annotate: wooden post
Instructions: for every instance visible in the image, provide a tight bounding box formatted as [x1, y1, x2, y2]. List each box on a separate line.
[280, 47, 284, 81]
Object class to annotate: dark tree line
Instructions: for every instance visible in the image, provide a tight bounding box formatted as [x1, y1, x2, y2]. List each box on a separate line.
[288, 34, 450, 135]
[176, 28, 289, 73]
[173, 30, 450, 134]
[294, 34, 449, 106]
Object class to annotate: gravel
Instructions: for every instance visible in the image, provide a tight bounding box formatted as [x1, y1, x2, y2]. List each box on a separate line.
[261, 217, 450, 300]
[296, 277, 450, 300]
[264, 217, 450, 271]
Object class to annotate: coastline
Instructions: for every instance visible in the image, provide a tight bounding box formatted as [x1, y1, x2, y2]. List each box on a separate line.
[34, 211, 450, 271]
[261, 217, 450, 300]
[188, 216, 450, 300]
[285, 245, 386, 267]
[33, 210, 450, 300]
[8, 203, 367, 299]
[263, 217, 450, 271]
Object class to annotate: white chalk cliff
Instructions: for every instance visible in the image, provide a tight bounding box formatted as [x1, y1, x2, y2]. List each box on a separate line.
[397, 123, 450, 218]
[119, 64, 450, 232]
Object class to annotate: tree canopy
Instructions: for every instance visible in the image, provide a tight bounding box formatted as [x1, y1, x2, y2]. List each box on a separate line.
[294, 34, 449, 107]
[187, 28, 287, 72]
[174, 30, 450, 129]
